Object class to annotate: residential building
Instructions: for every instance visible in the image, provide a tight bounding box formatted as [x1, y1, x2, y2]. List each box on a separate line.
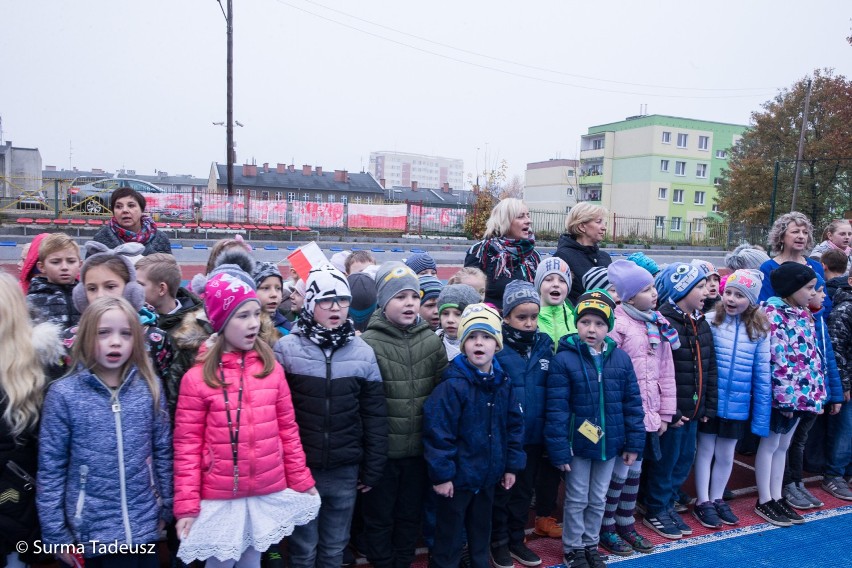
[524, 159, 579, 212]
[382, 180, 473, 207]
[0, 141, 42, 197]
[369, 151, 464, 192]
[578, 115, 745, 237]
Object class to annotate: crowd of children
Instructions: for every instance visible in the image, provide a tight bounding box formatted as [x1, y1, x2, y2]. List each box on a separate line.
[1, 211, 852, 568]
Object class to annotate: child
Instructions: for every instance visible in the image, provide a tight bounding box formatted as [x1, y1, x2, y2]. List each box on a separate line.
[626, 252, 660, 277]
[360, 261, 448, 568]
[405, 251, 438, 277]
[545, 290, 645, 568]
[348, 272, 378, 333]
[822, 249, 849, 301]
[694, 270, 771, 529]
[582, 267, 618, 303]
[642, 262, 717, 540]
[825, 268, 852, 498]
[37, 296, 173, 564]
[419, 275, 444, 331]
[435, 284, 481, 360]
[346, 250, 377, 276]
[173, 269, 320, 567]
[274, 264, 388, 568]
[691, 259, 721, 313]
[598, 260, 678, 556]
[26, 233, 82, 327]
[253, 261, 292, 340]
[189, 236, 252, 297]
[424, 303, 525, 568]
[448, 267, 487, 301]
[17, 233, 49, 294]
[490, 281, 555, 567]
[535, 257, 576, 349]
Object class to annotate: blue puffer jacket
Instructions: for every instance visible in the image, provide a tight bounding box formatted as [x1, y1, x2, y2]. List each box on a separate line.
[496, 330, 553, 445]
[545, 335, 645, 466]
[709, 314, 772, 436]
[813, 306, 844, 404]
[37, 366, 173, 555]
[423, 355, 525, 491]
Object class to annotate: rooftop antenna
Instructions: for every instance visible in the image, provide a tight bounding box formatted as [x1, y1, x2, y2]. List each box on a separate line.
[69, 140, 73, 170]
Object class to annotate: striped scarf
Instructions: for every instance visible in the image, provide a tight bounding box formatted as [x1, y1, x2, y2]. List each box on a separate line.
[621, 302, 681, 350]
[471, 235, 541, 282]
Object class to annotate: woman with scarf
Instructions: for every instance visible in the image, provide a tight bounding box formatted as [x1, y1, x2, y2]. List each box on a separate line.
[464, 198, 541, 310]
[554, 202, 611, 304]
[92, 187, 172, 256]
[810, 219, 852, 275]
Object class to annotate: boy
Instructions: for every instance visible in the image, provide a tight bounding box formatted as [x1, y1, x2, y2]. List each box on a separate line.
[822, 249, 849, 301]
[424, 303, 525, 568]
[435, 284, 481, 360]
[642, 263, 718, 540]
[490, 281, 555, 568]
[405, 251, 438, 277]
[582, 267, 618, 303]
[346, 250, 378, 276]
[252, 260, 292, 339]
[419, 275, 444, 331]
[535, 257, 576, 349]
[691, 259, 721, 313]
[360, 262, 448, 568]
[545, 290, 645, 568]
[26, 233, 82, 327]
[826, 268, 852, 498]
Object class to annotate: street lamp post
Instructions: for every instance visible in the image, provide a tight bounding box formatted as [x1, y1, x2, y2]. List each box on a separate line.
[226, 0, 234, 197]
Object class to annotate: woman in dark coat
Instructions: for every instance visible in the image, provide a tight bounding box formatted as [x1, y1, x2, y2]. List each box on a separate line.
[554, 202, 611, 304]
[92, 187, 172, 255]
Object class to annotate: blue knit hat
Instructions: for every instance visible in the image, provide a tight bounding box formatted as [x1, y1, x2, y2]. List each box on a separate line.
[405, 252, 437, 275]
[658, 262, 705, 303]
[627, 252, 660, 276]
[419, 275, 443, 303]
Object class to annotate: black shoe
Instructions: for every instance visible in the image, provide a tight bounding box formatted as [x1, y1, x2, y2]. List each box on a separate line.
[584, 546, 607, 568]
[754, 499, 791, 527]
[262, 546, 285, 568]
[563, 549, 590, 568]
[490, 544, 513, 568]
[508, 543, 541, 567]
[722, 488, 735, 501]
[776, 498, 805, 524]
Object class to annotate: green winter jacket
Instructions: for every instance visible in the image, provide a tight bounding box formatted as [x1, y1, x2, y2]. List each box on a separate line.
[361, 313, 448, 459]
[538, 303, 577, 352]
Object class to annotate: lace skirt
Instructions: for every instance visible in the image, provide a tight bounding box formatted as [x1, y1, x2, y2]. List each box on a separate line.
[177, 488, 321, 562]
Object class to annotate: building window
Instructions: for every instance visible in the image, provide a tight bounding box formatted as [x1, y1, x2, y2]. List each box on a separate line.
[287, 192, 295, 202]
[660, 159, 670, 172]
[671, 217, 682, 231]
[662, 131, 671, 144]
[353, 196, 361, 204]
[302, 193, 309, 202]
[694, 191, 706, 205]
[276, 192, 283, 201]
[658, 187, 668, 200]
[696, 164, 708, 178]
[592, 138, 604, 150]
[567, 169, 575, 177]
[236, 189, 244, 198]
[366, 197, 374, 205]
[655, 216, 666, 229]
[673, 189, 684, 203]
[712, 203, 720, 213]
[713, 177, 722, 186]
[341, 195, 348, 205]
[314, 193, 322, 202]
[698, 136, 710, 150]
[677, 133, 688, 148]
[675, 161, 686, 176]
[328, 194, 336, 203]
[261, 191, 270, 200]
[566, 187, 574, 196]
[716, 150, 727, 159]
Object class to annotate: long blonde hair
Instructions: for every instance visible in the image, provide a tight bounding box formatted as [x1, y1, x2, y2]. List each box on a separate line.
[72, 297, 161, 412]
[0, 272, 46, 441]
[199, 332, 275, 389]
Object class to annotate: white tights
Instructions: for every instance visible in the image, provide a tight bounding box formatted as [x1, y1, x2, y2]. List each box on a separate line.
[694, 432, 739, 504]
[204, 548, 262, 568]
[755, 421, 799, 503]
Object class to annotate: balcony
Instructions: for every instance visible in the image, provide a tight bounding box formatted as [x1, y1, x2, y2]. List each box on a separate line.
[580, 148, 605, 160]
[579, 174, 603, 185]
[580, 189, 602, 201]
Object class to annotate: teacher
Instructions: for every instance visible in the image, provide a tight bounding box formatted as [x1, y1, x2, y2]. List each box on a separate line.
[554, 202, 611, 304]
[92, 187, 172, 256]
[757, 211, 825, 304]
[464, 198, 541, 309]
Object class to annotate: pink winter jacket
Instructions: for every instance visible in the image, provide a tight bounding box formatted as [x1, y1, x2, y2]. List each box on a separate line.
[609, 304, 677, 432]
[173, 349, 315, 519]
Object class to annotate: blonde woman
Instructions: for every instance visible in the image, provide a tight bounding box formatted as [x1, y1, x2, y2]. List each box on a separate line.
[554, 202, 611, 303]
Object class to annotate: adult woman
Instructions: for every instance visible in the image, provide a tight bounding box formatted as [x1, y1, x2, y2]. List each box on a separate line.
[810, 219, 852, 275]
[757, 211, 826, 304]
[464, 198, 540, 309]
[92, 187, 172, 255]
[554, 202, 611, 304]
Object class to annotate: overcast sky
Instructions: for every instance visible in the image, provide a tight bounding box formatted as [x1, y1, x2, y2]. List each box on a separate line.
[2, 1, 850, 187]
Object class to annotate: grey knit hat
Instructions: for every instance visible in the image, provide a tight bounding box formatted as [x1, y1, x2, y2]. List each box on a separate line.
[252, 261, 283, 288]
[534, 256, 572, 293]
[404, 252, 437, 275]
[375, 261, 420, 309]
[582, 266, 611, 293]
[437, 284, 481, 315]
[502, 280, 541, 316]
[724, 244, 770, 271]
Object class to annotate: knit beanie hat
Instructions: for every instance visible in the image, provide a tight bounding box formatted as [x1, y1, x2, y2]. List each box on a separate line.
[770, 262, 817, 299]
[348, 272, 377, 332]
[303, 264, 351, 316]
[191, 248, 256, 296]
[404, 252, 437, 275]
[437, 284, 481, 315]
[252, 261, 283, 288]
[724, 244, 770, 271]
[502, 280, 541, 316]
[204, 270, 259, 333]
[375, 261, 420, 309]
[608, 259, 654, 303]
[582, 266, 610, 293]
[574, 289, 617, 331]
[627, 252, 660, 276]
[690, 259, 720, 279]
[419, 275, 443, 303]
[658, 262, 706, 303]
[329, 251, 351, 274]
[73, 241, 146, 313]
[534, 257, 571, 293]
[458, 303, 503, 351]
[723, 269, 763, 306]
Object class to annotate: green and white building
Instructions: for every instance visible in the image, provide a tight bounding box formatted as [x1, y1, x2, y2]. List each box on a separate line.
[578, 115, 746, 238]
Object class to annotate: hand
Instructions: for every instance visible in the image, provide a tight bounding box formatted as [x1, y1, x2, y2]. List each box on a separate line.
[623, 452, 638, 466]
[176, 517, 195, 540]
[658, 422, 668, 436]
[57, 553, 77, 567]
[502, 473, 516, 490]
[434, 481, 454, 498]
[357, 483, 373, 493]
[830, 403, 842, 415]
[670, 417, 687, 428]
[303, 486, 319, 496]
[558, 463, 571, 472]
[781, 411, 793, 419]
[699, 416, 709, 423]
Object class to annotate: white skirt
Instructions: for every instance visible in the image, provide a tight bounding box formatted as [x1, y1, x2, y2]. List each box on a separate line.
[177, 488, 321, 563]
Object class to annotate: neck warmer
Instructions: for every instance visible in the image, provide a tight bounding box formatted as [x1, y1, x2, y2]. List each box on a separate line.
[621, 303, 681, 350]
[502, 322, 537, 356]
[109, 215, 157, 244]
[299, 311, 356, 350]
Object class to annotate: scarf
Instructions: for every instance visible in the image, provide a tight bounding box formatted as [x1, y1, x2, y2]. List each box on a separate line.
[668, 298, 706, 322]
[502, 323, 537, 356]
[826, 239, 852, 256]
[621, 303, 681, 350]
[472, 235, 540, 281]
[109, 215, 157, 244]
[299, 310, 356, 350]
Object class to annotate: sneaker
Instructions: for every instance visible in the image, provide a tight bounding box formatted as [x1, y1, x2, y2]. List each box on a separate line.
[722, 488, 736, 501]
[634, 501, 647, 516]
[668, 509, 692, 535]
[490, 545, 514, 568]
[563, 549, 590, 568]
[754, 499, 791, 527]
[675, 489, 696, 512]
[782, 482, 812, 510]
[713, 499, 739, 525]
[642, 511, 682, 540]
[262, 547, 285, 568]
[598, 531, 633, 557]
[584, 546, 606, 568]
[821, 476, 852, 501]
[619, 530, 654, 554]
[796, 483, 823, 507]
[342, 546, 356, 568]
[776, 499, 805, 524]
[508, 543, 541, 567]
[533, 516, 562, 538]
[692, 501, 723, 529]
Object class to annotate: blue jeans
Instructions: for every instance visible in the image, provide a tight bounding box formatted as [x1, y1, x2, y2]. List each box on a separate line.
[562, 457, 616, 551]
[642, 418, 698, 515]
[825, 401, 852, 477]
[288, 464, 359, 568]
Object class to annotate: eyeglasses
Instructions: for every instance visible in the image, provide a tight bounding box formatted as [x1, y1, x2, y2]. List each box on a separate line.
[315, 296, 351, 310]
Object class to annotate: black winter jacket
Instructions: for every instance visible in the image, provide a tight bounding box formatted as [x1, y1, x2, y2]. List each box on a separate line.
[554, 234, 612, 304]
[828, 285, 852, 394]
[26, 277, 80, 328]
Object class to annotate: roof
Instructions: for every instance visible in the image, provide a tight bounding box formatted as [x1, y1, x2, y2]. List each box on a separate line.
[215, 164, 383, 195]
[527, 159, 579, 170]
[117, 173, 207, 186]
[385, 185, 474, 206]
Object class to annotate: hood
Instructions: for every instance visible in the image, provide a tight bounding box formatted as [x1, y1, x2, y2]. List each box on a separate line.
[448, 353, 506, 392]
[31, 321, 65, 369]
[170, 309, 213, 350]
[19, 233, 49, 294]
[833, 285, 852, 306]
[557, 332, 616, 360]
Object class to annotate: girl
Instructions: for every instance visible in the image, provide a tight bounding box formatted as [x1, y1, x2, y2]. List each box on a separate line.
[694, 270, 771, 529]
[174, 268, 320, 568]
[809, 219, 852, 275]
[448, 267, 488, 302]
[38, 297, 173, 566]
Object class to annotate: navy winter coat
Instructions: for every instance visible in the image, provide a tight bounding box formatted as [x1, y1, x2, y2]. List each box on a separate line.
[545, 335, 645, 466]
[496, 331, 553, 445]
[423, 356, 525, 491]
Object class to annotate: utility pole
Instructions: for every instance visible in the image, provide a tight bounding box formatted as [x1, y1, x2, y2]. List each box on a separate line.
[790, 79, 812, 212]
[226, 0, 234, 197]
